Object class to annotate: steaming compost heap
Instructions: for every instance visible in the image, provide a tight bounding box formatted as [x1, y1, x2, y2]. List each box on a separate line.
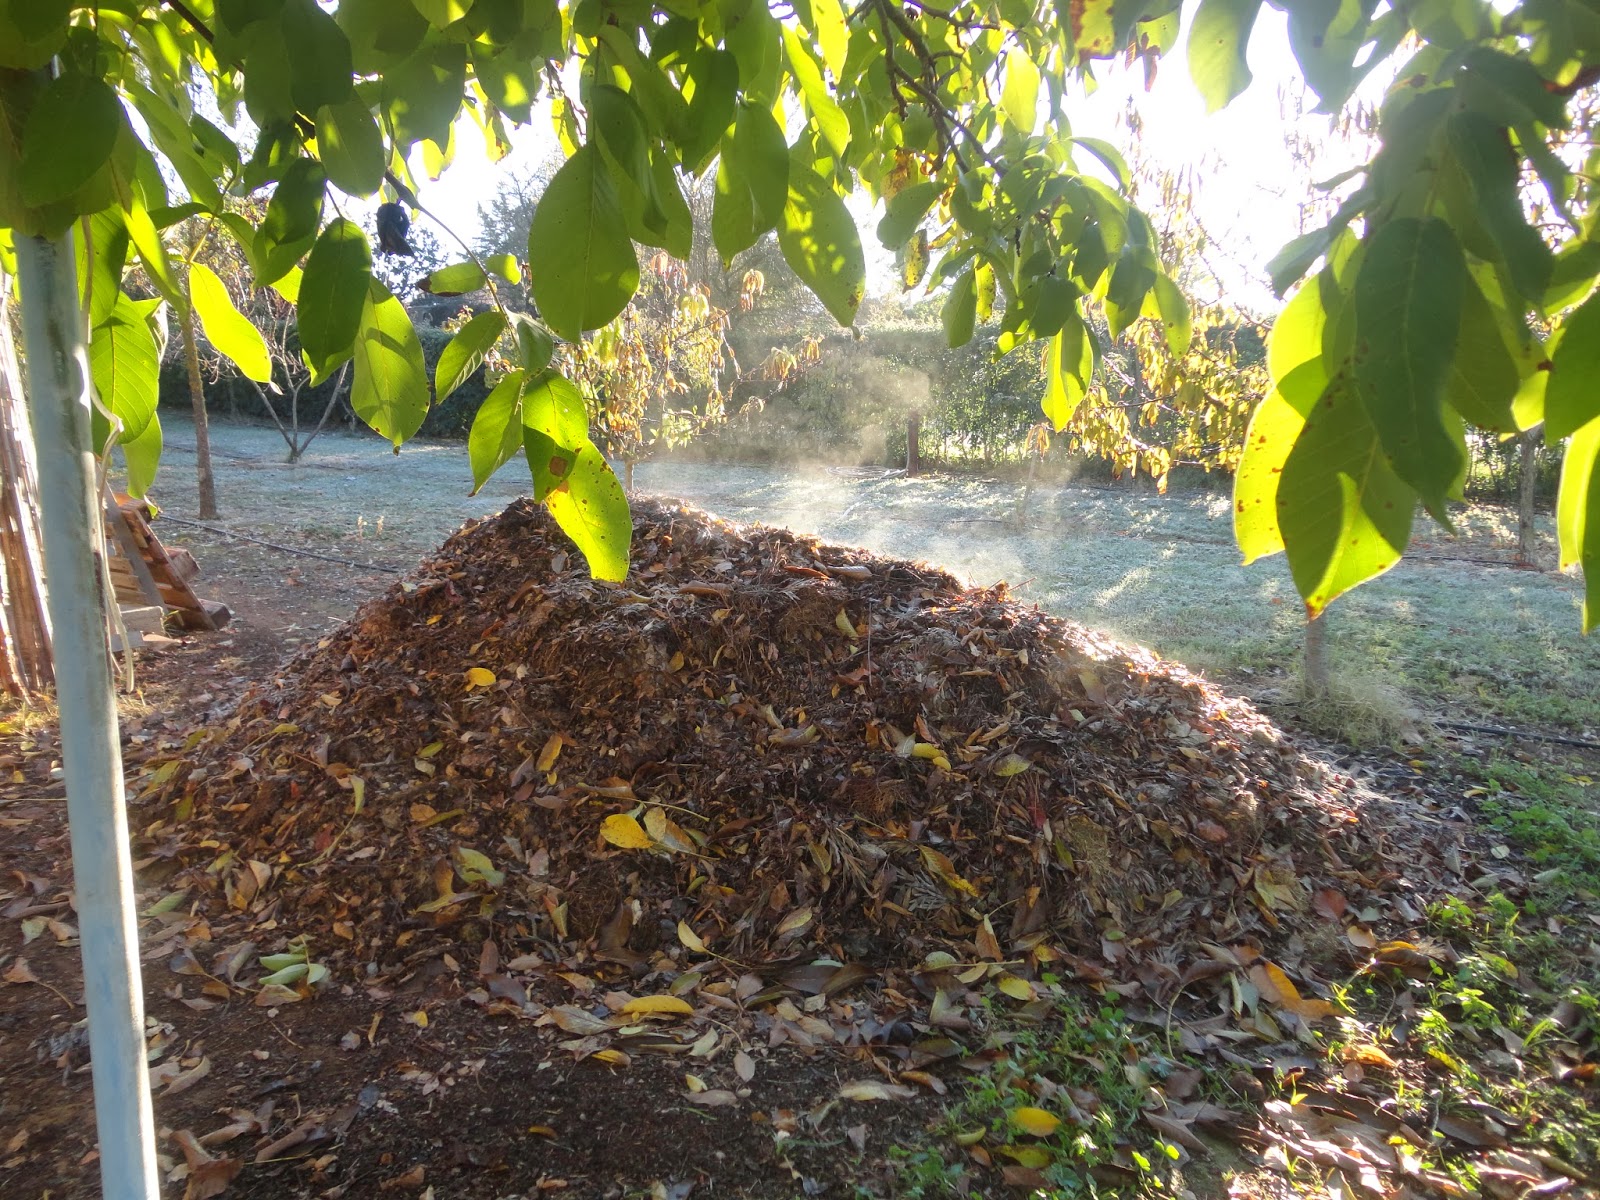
[144, 498, 1446, 1010]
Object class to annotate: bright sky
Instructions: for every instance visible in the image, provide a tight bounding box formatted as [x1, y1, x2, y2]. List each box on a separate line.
[405, 10, 1360, 316]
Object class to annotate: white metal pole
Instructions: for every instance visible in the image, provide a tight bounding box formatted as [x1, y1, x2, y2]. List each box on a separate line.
[15, 232, 160, 1199]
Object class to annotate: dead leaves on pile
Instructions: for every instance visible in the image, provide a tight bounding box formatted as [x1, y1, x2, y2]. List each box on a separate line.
[108, 497, 1598, 1195]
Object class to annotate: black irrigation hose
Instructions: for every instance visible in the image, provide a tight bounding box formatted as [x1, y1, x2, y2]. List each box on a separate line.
[155, 514, 404, 574]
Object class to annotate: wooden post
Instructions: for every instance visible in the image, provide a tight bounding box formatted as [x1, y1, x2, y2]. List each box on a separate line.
[906, 410, 922, 476]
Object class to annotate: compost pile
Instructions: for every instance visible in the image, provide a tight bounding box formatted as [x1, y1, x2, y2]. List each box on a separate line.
[143, 498, 1449, 1004]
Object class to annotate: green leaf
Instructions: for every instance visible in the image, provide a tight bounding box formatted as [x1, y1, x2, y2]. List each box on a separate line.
[383, 39, 468, 150]
[679, 48, 740, 169]
[19, 71, 122, 206]
[878, 181, 940, 249]
[351, 279, 431, 447]
[1458, 47, 1569, 129]
[510, 312, 555, 373]
[437, 310, 506, 403]
[782, 25, 850, 156]
[472, 38, 537, 124]
[80, 206, 130, 329]
[412, 0, 475, 26]
[1187, 0, 1262, 112]
[1557, 415, 1600, 630]
[810, 0, 849, 77]
[542, 439, 632, 582]
[527, 144, 640, 342]
[484, 253, 521, 283]
[467, 367, 525, 493]
[942, 268, 977, 348]
[1444, 272, 1519, 432]
[1236, 272, 1333, 563]
[1349, 217, 1466, 516]
[283, 0, 354, 115]
[298, 218, 372, 383]
[316, 98, 386, 197]
[0, 0, 70, 69]
[1546, 287, 1600, 440]
[125, 195, 182, 307]
[712, 102, 790, 263]
[190, 262, 271, 383]
[779, 156, 866, 328]
[120, 409, 162, 498]
[1278, 372, 1416, 615]
[256, 158, 326, 284]
[419, 261, 488, 295]
[89, 293, 161, 448]
[520, 367, 590, 450]
[1151, 272, 1192, 355]
[1446, 112, 1553, 302]
[1000, 49, 1040, 134]
[1043, 309, 1095, 431]
[1066, 137, 1131, 190]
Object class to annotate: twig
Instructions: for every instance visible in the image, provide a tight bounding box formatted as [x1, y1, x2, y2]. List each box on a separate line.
[154, 515, 404, 574]
[164, 0, 214, 44]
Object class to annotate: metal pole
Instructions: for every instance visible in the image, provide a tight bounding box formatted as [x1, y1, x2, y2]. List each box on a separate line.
[15, 232, 160, 1199]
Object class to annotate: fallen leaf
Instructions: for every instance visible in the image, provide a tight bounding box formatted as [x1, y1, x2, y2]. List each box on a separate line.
[734, 1050, 756, 1082]
[1248, 961, 1335, 1021]
[1144, 1110, 1207, 1154]
[536, 734, 563, 772]
[599, 813, 652, 850]
[994, 753, 1030, 777]
[996, 974, 1035, 1001]
[1010, 1106, 1062, 1137]
[678, 921, 706, 954]
[3, 957, 38, 985]
[621, 994, 693, 1017]
[838, 1080, 916, 1102]
[465, 667, 496, 689]
[688, 1088, 740, 1107]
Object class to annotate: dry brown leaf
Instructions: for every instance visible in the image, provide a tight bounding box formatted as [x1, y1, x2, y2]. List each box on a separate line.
[3, 957, 38, 985]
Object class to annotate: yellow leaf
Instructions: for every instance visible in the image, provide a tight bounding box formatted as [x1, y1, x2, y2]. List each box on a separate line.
[599, 813, 653, 850]
[775, 906, 814, 937]
[920, 847, 979, 896]
[1010, 1107, 1061, 1137]
[1249, 961, 1336, 1021]
[319, 692, 341, 708]
[465, 667, 496, 689]
[953, 1129, 986, 1147]
[996, 974, 1035, 1001]
[685, 1072, 707, 1092]
[994, 753, 1031, 777]
[536, 734, 563, 772]
[678, 920, 707, 954]
[622, 994, 694, 1017]
[644, 807, 697, 854]
[408, 1009, 428, 1028]
[835, 609, 858, 638]
[1343, 1043, 1399, 1070]
[593, 1048, 631, 1067]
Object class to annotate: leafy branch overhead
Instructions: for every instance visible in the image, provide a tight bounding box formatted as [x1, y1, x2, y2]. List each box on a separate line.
[5, 0, 1600, 617]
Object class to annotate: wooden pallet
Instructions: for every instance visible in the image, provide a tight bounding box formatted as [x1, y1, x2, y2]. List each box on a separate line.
[105, 495, 231, 632]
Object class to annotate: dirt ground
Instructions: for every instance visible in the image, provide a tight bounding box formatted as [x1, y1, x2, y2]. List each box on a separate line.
[0, 420, 1593, 1199]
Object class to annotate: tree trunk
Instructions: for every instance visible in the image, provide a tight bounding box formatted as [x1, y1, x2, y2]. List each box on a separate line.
[1013, 441, 1041, 529]
[624, 459, 635, 493]
[1303, 611, 1329, 697]
[178, 293, 219, 519]
[905, 411, 922, 476]
[16, 231, 161, 1198]
[1517, 429, 1539, 567]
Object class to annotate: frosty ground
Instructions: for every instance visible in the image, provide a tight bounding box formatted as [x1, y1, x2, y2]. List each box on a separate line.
[148, 418, 1599, 743]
